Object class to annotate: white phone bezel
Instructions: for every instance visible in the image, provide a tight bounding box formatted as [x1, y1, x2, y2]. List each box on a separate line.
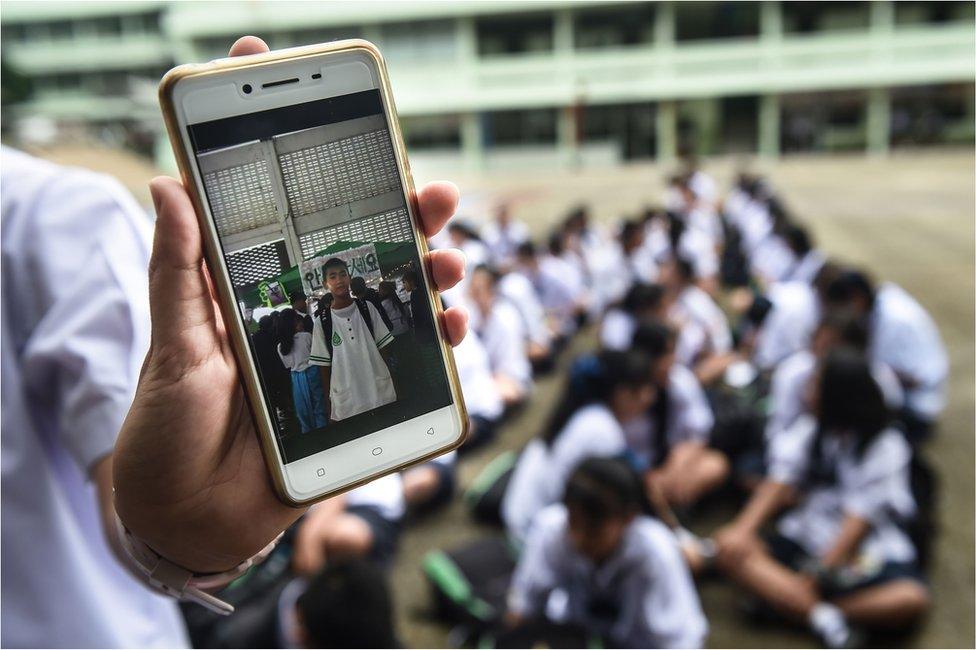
[167, 47, 464, 503]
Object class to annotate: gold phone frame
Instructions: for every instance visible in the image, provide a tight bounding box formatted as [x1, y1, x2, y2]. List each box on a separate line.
[158, 39, 468, 507]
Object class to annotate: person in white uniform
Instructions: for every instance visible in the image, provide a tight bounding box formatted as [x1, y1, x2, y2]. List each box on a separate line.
[502, 351, 656, 542]
[1, 147, 188, 647]
[824, 270, 948, 442]
[715, 349, 929, 648]
[482, 203, 530, 268]
[309, 258, 396, 421]
[507, 458, 708, 649]
[743, 281, 820, 372]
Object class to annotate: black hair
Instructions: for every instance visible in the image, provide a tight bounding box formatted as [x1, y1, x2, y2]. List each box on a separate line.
[619, 219, 643, 247]
[825, 269, 876, 310]
[783, 224, 813, 256]
[671, 255, 696, 284]
[402, 270, 419, 287]
[323, 257, 348, 273]
[257, 314, 274, 334]
[631, 321, 677, 359]
[813, 260, 843, 302]
[666, 211, 686, 256]
[563, 457, 645, 525]
[449, 221, 483, 242]
[817, 347, 890, 457]
[621, 283, 665, 316]
[543, 350, 653, 446]
[275, 308, 298, 355]
[516, 241, 537, 259]
[548, 231, 565, 257]
[745, 295, 774, 328]
[291, 290, 307, 303]
[472, 263, 502, 287]
[817, 309, 871, 352]
[297, 558, 397, 649]
[350, 276, 367, 290]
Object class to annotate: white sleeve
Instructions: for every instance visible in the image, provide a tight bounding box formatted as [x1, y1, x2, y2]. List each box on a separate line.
[508, 508, 563, 617]
[17, 170, 151, 473]
[308, 315, 331, 366]
[766, 414, 817, 485]
[640, 523, 709, 649]
[668, 366, 713, 445]
[367, 301, 393, 350]
[842, 431, 913, 523]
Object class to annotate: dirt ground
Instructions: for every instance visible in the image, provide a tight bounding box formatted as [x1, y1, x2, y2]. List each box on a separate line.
[31, 146, 974, 648]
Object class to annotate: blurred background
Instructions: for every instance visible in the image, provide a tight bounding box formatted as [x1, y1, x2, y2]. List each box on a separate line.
[2, 1, 973, 648]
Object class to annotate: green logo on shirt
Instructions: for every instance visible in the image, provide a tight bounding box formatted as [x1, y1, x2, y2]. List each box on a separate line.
[332, 331, 342, 347]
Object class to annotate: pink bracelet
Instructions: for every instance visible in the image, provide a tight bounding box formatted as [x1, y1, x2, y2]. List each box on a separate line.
[114, 513, 282, 615]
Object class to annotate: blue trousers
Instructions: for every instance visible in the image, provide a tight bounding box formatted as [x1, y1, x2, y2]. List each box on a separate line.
[291, 366, 328, 433]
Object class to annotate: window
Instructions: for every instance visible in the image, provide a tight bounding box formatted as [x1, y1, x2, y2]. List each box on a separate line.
[895, 1, 975, 25]
[401, 115, 461, 149]
[477, 14, 554, 57]
[484, 108, 557, 146]
[675, 2, 760, 41]
[574, 4, 655, 49]
[783, 2, 870, 34]
[381, 20, 456, 63]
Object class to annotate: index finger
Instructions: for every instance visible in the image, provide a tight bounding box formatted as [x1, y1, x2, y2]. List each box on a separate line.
[229, 35, 269, 57]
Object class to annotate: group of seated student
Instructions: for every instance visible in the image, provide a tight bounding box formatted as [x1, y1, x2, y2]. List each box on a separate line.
[207, 162, 948, 650]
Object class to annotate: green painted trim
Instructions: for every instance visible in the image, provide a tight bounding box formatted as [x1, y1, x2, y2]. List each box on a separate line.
[421, 550, 496, 621]
[465, 450, 518, 506]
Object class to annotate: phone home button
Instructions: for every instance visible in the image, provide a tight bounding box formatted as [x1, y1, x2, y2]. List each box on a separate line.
[316, 468, 325, 477]
[371, 447, 383, 456]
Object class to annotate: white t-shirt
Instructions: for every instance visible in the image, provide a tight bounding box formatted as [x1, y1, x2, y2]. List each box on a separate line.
[277, 331, 313, 372]
[309, 301, 395, 420]
[751, 234, 798, 286]
[381, 297, 410, 336]
[502, 404, 626, 541]
[1, 148, 187, 648]
[752, 282, 820, 371]
[344, 472, 405, 522]
[499, 271, 552, 349]
[474, 299, 533, 392]
[482, 218, 529, 264]
[870, 283, 948, 420]
[783, 249, 826, 285]
[767, 416, 917, 565]
[671, 285, 733, 355]
[599, 309, 636, 351]
[509, 505, 708, 649]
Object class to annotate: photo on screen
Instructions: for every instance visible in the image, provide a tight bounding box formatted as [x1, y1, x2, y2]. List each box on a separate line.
[187, 90, 452, 463]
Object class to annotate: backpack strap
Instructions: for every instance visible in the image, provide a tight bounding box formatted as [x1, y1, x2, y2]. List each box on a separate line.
[355, 298, 375, 338]
[319, 309, 335, 356]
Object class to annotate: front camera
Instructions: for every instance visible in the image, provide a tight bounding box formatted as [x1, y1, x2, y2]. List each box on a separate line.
[242, 83, 253, 95]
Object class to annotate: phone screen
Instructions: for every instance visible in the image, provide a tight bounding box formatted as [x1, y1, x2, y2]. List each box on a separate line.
[187, 88, 453, 464]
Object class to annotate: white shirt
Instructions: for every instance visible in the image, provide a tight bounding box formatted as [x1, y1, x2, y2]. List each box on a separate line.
[509, 505, 708, 649]
[751, 234, 798, 287]
[622, 365, 714, 469]
[502, 404, 626, 541]
[599, 309, 636, 351]
[783, 249, 826, 285]
[671, 285, 733, 355]
[522, 260, 579, 335]
[453, 330, 504, 421]
[499, 271, 552, 349]
[870, 283, 948, 420]
[277, 331, 313, 372]
[474, 299, 532, 392]
[344, 472, 405, 522]
[768, 416, 917, 565]
[1, 148, 187, 648]
[752, 282, 819, 371]
[482, 218, 529, 265]
[309, 301, 395, 420]
[764, 350, 904, 447]
[381, 297, 410, 336]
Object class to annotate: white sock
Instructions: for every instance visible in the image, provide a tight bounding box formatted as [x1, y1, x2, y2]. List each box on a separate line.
[808, 602, 850, 648]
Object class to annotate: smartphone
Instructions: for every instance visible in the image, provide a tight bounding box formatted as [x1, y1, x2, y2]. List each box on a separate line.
[158, 40, 467, 506]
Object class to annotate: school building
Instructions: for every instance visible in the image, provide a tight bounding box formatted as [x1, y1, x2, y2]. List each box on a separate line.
[2, 1, 974, 171]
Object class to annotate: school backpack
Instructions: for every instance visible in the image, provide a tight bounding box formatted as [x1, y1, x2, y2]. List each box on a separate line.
[464, 450, 519, 526]
[319, 298, 374, 356]
[422, 536, 519, 627]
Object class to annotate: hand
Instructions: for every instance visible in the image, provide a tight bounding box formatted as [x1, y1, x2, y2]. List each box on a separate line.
[713, 522, 761, 570]
[113, 36, 468, 573]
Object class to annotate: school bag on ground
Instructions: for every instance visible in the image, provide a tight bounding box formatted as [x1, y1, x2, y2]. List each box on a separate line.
[422, 535, 519, 627]
[464, 450, 519, 526]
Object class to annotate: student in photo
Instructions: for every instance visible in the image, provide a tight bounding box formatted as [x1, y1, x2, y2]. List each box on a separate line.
[502, 350, 656, 542]
[276, 308, 328, 433]
[824, 269, 948, 442]
[290, 290, 314, 332]
[309, 258, 396, 421]
[292, 472, 405, 572]
[716, 349, 929, 648]
[253, 313, 297, 432]
[402, 269, 434, 344]
[350, 276, 394, 331]
[507, 457, 708, 649]
[378, 280, 411, 337]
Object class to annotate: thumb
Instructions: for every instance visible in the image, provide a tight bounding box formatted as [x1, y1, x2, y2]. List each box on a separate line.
[148, 176, 219, 356]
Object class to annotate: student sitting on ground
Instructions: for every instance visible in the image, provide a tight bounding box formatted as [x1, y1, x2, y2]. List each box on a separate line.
[630, 323, 729, 510]
[481, 203, 530, 268]
[824, 269, 948, 443]
[780, 223, 826, 285]
[502, 350, 656, 542]
[276, 308, 328, 433]
[507, 457, 708, 649]
[292, 472, 405, 573]
[309, 258, 396, 421]
[468, 265, 534, 406]
[514, 241, 580, 340]
[715, 348, 929, 648]
[599, 282, 665, 351]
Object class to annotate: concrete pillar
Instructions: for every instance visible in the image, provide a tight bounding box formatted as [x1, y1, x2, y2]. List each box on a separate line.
[654, 1, 675, 48]
[656, 100, 677, 163]
[870, 0, 896, 33]
[866, 87, 891, 157]
[460, 112, 484, 172]
[553, 8, 574, 53]
[558, 105, 581, 169]
[760, 1, 783, 39]
[758, 94, 780, 159]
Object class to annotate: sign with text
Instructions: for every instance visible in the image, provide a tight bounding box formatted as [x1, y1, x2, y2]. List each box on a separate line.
[301, 244, 381, 294]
